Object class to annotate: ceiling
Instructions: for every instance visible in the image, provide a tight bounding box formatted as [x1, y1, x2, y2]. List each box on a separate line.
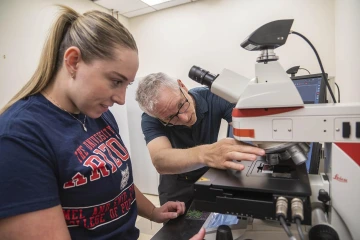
[92, 0, 199, 18]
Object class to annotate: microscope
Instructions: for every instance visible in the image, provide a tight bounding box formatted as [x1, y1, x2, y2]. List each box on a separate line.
[189, 20, 360, 240]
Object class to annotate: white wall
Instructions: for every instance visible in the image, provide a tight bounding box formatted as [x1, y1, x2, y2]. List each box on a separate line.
[130, 0, 336, 89]
[335, 0, 360, 103]
[0, 0, 132, 152]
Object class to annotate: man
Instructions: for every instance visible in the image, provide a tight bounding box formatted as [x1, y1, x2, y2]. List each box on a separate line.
[135, 72, 265, 208]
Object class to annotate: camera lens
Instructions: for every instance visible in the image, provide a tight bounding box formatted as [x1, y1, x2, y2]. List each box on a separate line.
[188, 65, 218, 88]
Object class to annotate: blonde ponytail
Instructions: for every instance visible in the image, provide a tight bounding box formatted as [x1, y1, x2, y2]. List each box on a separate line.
[0, 5, 137, 115]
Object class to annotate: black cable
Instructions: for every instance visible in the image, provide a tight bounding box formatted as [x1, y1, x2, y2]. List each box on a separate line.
[299, 68, 310, 75]
[279, 215, 296, 239]
[290, 31, 337, 103]
[334, 82, 340, 102]
[295, 218, 305, 240]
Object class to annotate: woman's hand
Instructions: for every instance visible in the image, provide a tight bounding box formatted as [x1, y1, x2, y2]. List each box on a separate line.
[189, 228, 206, 240]
[151, 201, 185, 223]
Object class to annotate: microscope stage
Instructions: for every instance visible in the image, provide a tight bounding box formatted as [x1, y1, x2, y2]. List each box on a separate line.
[193, 159, 312, 224]
[213, 159, 310, 195]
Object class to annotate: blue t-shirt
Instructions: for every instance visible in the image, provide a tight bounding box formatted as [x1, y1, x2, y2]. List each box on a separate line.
[141, 87, 235, 206]
[0, 94, 139, 240]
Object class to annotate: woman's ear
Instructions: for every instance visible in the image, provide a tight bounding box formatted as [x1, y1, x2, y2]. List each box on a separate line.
[63, 47, 82, 78]
[177, 79, 189, 92]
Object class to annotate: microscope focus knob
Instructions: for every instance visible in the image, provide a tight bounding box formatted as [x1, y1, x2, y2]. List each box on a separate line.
[216, 225, 233, 240]
[308, 224, 340, 240]
[318, 189, 331, 203]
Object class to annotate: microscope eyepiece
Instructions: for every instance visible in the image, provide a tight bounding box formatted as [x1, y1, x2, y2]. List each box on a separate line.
[188, 65, 218, 88]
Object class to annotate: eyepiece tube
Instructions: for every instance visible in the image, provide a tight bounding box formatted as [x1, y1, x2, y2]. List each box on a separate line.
[188, 65, 218, 88]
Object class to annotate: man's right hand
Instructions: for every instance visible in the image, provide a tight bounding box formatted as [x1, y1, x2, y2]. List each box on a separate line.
[201, 138, 265, 171]
[189, 228, 205, 240]
[147, 136, 265, 174]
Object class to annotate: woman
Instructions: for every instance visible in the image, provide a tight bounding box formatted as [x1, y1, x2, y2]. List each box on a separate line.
[0, 6, 205, 240]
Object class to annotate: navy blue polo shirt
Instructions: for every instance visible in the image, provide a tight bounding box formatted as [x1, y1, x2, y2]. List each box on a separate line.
[141, 87, 235, 206]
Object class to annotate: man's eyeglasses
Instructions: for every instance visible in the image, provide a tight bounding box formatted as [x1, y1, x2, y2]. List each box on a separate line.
[158, 88, 190, 127]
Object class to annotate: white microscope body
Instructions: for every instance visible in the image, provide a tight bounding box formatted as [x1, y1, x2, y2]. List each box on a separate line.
[213, 60, 360, 240]
[189, 19, 360, 239]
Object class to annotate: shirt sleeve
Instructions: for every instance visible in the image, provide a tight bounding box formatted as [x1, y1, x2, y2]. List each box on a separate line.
[213, 94, 235, 123]
[0, 135, 60, 218]
[223, 100, 235, 123]
[140, 113, 168, 145]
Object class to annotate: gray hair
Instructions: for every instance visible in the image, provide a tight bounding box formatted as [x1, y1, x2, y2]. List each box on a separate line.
[135, 72, 179, 117]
